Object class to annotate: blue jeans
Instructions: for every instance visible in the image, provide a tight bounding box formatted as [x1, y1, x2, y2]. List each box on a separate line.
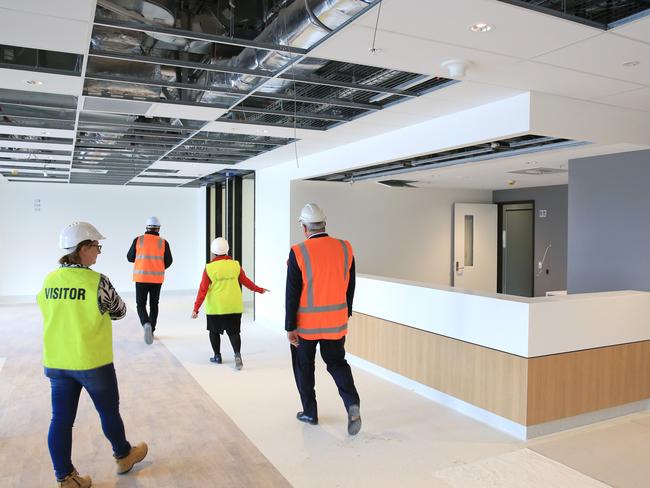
[45, 363, 131, 480]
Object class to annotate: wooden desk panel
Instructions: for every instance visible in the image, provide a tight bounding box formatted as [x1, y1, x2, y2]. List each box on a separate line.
[347, 313, 528, 424]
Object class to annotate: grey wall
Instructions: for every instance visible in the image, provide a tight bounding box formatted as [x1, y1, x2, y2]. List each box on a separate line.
[493, 185, 568, 296]
[291, 180, 492, 286]
[568, 149, 650, 293]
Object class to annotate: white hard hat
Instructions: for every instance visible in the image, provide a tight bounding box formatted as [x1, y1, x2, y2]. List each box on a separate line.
[298, 203, 326, 224]
[59, 222, 105, 251]
[146, 216, 160, 227]
[211, 237, 229, 255]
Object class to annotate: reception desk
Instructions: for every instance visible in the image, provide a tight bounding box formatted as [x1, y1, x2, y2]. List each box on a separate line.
[346, 275, 650, 439]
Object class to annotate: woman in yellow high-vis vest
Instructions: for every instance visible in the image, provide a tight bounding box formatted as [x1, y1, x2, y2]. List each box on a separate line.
[191, 237, 268, 370]
[37, 222, 148, 488]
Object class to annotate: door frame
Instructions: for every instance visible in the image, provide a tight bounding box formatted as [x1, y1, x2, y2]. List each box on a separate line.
[497, 200, 535, 296]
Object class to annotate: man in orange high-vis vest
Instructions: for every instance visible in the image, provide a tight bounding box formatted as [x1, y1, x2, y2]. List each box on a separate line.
[127, 216, 173, 345]
[285, 203, 361, 436]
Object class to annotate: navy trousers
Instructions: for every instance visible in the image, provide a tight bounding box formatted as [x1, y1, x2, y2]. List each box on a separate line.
[45, 363, 131, 480]
[293, 336, 360, 419]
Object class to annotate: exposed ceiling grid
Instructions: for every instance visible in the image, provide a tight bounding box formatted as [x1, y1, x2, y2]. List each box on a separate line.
[0, 0, 649, 187]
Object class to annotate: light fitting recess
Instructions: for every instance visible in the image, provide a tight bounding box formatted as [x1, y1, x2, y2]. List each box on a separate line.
[471, 23, 494, 32]
[25, 80, 43, 86]
[622, 60, 640, 67]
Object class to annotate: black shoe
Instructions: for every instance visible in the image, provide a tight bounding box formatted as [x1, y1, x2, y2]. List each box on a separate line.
[296, 411, 318, 425]
[347, 404, 361, 436]
[209, 354, 222, 364]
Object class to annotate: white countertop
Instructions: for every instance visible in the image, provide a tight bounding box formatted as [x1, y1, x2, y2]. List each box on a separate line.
[354, 274, 650, 357]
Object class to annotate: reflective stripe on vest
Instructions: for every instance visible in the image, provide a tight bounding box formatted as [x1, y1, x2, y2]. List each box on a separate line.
[133, 234, 165, 283]
[37, 267, 113, 370]
[293, 237, 352, 340]
[205, 259, 243, 315]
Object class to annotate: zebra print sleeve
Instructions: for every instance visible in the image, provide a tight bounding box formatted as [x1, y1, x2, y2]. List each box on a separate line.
[98, 274, 127, 320]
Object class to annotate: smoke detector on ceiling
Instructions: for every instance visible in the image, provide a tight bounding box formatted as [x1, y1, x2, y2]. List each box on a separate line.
[442, 60, 470, 78]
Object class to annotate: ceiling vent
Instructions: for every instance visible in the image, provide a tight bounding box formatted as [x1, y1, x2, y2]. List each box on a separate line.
[508, 167, 568, 175]
[310, 135, 586, 183]
[376, 179, 418, 188]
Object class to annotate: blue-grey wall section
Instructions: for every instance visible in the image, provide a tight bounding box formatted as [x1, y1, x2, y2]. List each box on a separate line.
[568, 149, 650, 293]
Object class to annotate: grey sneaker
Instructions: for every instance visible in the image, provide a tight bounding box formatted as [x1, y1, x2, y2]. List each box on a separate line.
[143, 323, 153, 345]
[58, 469, 91, 488]
[116, 442, 148, 474]
[347, 404, 361, 436]
[234, 353, 243, 370]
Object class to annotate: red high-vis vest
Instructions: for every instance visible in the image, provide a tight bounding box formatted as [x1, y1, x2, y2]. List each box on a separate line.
[133, 234, 166, 283]
[292, 236, 353, 340]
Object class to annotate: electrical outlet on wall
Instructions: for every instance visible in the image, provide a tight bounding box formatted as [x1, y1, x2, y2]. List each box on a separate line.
[538, 209, 547, 218]
[34, 199, 41, 212]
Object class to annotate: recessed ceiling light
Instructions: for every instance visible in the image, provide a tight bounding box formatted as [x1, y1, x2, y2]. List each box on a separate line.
[622, 60, 640, 67]
[471, 23, 494, 33]
[41, 131, 51, 136]
[26, 79, 44, 86]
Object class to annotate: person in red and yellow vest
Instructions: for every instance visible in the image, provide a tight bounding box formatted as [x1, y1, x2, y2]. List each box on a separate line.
[38, 222, 148, 488]
[285, 203, 361, 435]
[126, 216, 173, 345]
[191, 237, 268, 370]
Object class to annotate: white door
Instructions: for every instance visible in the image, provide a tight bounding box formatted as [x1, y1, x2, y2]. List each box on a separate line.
[453, 203, 497, 293]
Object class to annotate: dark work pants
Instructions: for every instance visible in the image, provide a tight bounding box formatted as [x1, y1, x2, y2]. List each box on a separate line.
[209, 331, 241, 355]
[45, 364, 131, 480]
[135, 282, 162, 330]
[294, 337, 360, 419]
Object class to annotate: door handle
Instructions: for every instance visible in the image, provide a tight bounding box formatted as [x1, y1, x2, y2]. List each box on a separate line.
[456, 261, 464, 273]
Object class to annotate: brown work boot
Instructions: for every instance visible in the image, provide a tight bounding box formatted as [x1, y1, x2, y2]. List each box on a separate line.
[115, 442, 148, 474]
[57, 469, 91, 487]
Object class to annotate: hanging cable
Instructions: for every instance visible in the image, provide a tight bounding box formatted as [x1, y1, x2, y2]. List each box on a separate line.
[369, 0, 383, 54]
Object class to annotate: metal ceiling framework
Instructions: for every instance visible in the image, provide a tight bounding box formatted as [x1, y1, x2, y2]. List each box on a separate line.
[0, 0, 459, 187]
[0, 89, 76, 183]
[309, 135, 588, 183]
[498, 0, 650, 29]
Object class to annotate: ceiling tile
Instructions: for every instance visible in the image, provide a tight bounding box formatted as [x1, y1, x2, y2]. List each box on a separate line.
[468, 60, 643, 100]
[0, 7, 91, 54]
[352, 0, 601, 59]
[310, 25, 520, 79]
[0, 126, 75, 139]
[0, 68, 83, 96]
[0, 1, 94, 22]
[597, 87, 650, 112]
[611, 13, 650, 44]
[146, 103, 227, 122]
[534, 32, 650, 86]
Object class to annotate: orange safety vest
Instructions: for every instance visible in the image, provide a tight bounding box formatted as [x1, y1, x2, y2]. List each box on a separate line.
[133, 234, 166, 283]
[292, 236, 353, 340]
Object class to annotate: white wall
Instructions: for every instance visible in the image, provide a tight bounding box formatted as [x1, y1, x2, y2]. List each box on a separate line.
[291, 180, 491, 285]
[0, 181, 205, 299]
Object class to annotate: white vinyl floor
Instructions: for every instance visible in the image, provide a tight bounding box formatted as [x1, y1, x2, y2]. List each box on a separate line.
[4, 293, 650, 487]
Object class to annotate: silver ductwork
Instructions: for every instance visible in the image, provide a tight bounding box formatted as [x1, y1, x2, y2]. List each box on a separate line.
[200, 0, 373, 101]
[91, 0, 373, 105]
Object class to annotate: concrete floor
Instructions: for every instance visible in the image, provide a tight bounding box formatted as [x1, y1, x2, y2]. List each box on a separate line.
[3, 293, 650, 487]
